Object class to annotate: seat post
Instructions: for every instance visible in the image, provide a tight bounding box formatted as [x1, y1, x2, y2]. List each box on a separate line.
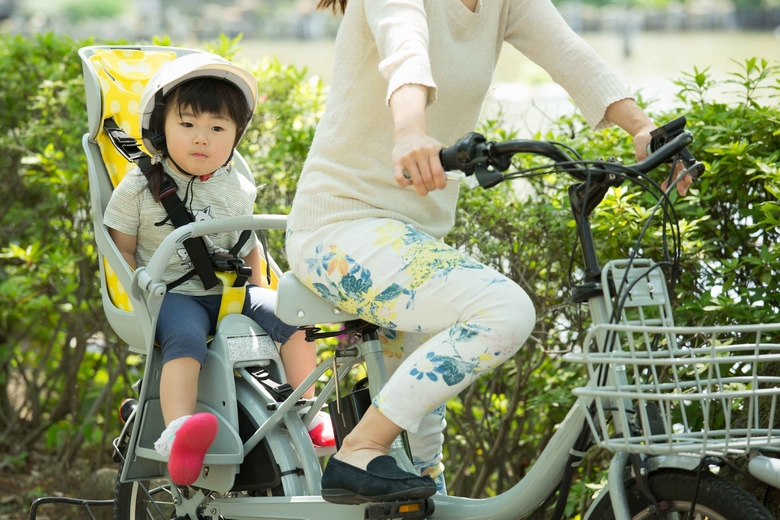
[359, 327, 387, 399]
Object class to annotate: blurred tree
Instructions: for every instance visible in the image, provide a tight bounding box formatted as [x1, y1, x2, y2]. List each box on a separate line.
[60, 0, 124, 21]
[730, 0, 767, 10]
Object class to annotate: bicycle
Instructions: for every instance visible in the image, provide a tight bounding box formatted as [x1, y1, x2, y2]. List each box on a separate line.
[30, 116, 780, 520]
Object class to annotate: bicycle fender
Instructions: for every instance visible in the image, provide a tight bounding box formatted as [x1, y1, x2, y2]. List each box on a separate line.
[644, 454, 702, 473]
[583, 488, 612, 520]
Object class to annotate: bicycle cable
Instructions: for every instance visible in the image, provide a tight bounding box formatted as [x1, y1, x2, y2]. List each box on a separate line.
[598, 156, 685, 388]
[495, 151, 686, 392]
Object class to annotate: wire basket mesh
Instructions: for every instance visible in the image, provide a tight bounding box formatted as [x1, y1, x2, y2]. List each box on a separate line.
[565, 323, 780, 456]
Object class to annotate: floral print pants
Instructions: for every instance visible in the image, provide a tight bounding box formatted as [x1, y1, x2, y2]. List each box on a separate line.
[286, 218, 535, 491]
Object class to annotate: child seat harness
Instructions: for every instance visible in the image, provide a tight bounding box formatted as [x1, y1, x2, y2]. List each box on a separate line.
[104, 117, 257, 292]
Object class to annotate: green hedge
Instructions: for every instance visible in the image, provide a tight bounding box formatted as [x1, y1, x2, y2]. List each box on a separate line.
[1, 31, 778, 517]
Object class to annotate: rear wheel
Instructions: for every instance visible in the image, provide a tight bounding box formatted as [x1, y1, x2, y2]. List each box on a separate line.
[113, 477, 176, 520]
[589, 469, 774, 520]
[112, 406, 286, 519]
[111, 415, 178, 520]
[113, 443, 176, 520]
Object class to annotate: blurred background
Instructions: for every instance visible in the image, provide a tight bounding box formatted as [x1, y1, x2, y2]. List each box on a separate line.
[2, 2, 779, 519]
[2, 0, 780, 134]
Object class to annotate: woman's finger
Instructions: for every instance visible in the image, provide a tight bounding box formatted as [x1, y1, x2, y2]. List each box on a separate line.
[414, 150, 437, 193]
[405, 161, 429, 196]
[394, 161, 412, 187]
[429, 148, 446, 190]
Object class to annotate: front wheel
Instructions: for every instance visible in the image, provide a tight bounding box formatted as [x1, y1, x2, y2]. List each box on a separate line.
[588, 469, 774, 520]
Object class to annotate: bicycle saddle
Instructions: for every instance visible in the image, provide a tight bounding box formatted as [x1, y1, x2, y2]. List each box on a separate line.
[275, 271, 360, 326]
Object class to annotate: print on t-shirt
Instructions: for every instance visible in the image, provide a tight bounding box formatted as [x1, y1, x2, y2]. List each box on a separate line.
[174, 205, 230, 268]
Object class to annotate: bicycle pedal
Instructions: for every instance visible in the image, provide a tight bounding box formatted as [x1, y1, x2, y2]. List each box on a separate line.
[364, 497, 434, 520]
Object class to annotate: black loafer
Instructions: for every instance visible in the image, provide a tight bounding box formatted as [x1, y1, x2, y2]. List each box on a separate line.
[321, 455, 437, 505]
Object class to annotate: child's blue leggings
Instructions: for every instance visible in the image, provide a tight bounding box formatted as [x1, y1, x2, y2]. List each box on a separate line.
[156, 286, 298, 365]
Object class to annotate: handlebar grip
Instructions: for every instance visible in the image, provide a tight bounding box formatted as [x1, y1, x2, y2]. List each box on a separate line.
[634, 131, 694, 174]
[440, 145, 461, 172]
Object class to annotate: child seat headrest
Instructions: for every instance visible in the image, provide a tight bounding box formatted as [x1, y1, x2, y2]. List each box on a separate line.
[87, 48, 178, 187]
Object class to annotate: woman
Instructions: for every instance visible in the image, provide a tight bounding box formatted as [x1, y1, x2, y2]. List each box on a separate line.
[285, 0, 690, 505]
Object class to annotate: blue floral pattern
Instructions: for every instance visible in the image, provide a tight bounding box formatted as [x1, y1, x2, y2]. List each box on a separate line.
[288, 218, 531, 494]
[300, 223, 483, 330]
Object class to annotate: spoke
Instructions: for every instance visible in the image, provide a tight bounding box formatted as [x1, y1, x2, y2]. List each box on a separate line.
[138, 483, 175, 519]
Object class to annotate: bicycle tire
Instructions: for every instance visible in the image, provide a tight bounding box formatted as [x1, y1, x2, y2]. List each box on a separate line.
[113, 470, 176, 520]
[113, 422, 176, 520]
[588, 469, 774, 520]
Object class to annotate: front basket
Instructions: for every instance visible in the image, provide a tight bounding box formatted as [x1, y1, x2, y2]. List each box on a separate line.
[564, 323, 780, 457]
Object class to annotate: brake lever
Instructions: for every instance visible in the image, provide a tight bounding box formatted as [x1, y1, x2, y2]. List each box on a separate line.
[401, 170, 480, 190]
[445, 172, 479, 190]
[646, 116, 705, 180]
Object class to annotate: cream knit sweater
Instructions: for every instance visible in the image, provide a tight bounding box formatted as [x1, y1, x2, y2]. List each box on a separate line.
[287, 0, 631, 239]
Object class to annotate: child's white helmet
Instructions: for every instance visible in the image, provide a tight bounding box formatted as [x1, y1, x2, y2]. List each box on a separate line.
[139, 52, 258, 155]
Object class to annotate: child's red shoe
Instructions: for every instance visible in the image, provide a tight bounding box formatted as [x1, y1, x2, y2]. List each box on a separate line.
[307, 411, 335, 447]
[168, 413, 218, 486]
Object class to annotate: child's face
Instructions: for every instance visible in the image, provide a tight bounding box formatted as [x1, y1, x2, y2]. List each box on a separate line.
[164, 105, 238, 177]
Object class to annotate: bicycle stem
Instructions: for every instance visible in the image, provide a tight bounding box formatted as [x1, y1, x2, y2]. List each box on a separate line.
[568, 175, 626, 302]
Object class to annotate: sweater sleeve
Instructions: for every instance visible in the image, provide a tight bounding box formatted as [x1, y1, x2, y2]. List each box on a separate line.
[364, 0, 438, 106]
[504, 0, 632, 130]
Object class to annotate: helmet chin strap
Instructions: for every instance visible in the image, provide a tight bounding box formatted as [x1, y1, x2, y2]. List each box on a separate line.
[166, 154, 198, 178]
[167, 154, 233, 182]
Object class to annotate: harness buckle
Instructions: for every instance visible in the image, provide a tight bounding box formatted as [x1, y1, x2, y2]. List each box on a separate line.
[209, 254, 253, 287]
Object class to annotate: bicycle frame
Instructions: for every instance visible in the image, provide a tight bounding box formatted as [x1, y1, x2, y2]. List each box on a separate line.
[41, 214, 688, 520]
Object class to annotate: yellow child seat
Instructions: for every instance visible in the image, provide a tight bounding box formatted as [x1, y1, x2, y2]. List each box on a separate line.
[80, 45, 287, 492]
[81, 45, 280, 353]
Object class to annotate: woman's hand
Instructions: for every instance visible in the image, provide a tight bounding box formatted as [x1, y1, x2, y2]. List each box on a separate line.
[389, 84, 447, 196]
[633, 128, 692, 196]
[393, 131, 446, 196]
[606, 99, 691, 197]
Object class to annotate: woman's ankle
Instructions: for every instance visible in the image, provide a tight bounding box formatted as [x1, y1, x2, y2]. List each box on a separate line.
[333, 447, 387, 470]
[334, 434, 390, 469]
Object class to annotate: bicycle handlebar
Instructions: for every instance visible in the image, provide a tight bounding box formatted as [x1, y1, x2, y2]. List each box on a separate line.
[439, 116, 705, 186]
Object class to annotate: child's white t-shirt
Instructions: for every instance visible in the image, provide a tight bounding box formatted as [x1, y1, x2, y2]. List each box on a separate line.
[103, 160, 258, 296]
